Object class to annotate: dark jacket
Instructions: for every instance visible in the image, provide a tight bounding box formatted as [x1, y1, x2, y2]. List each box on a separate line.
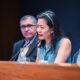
[11, 37, 38, 62]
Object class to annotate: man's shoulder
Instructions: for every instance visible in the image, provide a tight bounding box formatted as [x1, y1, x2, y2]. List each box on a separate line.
[14, 39, 25, 46]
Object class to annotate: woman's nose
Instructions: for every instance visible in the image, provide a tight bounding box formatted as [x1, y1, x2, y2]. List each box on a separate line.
[37, 27, 41, 32]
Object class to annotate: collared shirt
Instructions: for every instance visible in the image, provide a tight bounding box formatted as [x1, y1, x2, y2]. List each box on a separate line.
[24, 34, 37, 47]
[38, 37, 71, 64]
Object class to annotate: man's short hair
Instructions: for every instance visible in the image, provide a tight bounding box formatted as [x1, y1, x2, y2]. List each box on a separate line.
[20, 15, 37, 23]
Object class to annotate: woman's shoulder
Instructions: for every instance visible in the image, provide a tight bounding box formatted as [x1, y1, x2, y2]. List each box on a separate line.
[57, 37, 72, 50]
[60, 37, 71, 44]
[56, 36, 71, 49]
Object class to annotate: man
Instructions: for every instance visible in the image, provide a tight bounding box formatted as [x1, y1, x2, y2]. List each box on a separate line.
[11, 15, 38, 62]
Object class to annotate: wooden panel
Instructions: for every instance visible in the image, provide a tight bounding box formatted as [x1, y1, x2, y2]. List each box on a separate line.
[0, 61, 80, 80]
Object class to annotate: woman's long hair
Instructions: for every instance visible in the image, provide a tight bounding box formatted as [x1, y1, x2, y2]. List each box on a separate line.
[37, 10, 65, 50]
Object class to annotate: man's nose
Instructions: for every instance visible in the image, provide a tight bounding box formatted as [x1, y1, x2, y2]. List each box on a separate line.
[25, 27, 29, 31]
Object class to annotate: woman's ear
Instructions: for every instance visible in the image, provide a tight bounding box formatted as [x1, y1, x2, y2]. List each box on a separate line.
[50, 28, 54, 34]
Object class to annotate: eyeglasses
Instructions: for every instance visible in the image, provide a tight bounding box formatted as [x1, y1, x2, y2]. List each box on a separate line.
[20, 24, 36, 29]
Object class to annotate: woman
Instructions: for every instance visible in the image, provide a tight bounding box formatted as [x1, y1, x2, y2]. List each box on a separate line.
[36, 10, 72, 64]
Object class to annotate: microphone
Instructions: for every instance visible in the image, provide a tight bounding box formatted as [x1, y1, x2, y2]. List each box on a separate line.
[10, 49, 20, 61]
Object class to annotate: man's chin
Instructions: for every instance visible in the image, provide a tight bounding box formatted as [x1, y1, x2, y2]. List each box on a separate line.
[25, 36, 33, 40]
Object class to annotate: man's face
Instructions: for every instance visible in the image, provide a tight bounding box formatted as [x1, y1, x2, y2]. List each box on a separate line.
[20, 17, 37, 40]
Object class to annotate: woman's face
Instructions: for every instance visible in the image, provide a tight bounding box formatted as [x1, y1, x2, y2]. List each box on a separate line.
[37, 18, 53, 40]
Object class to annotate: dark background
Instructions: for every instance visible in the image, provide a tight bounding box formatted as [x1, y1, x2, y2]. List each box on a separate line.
[0, 0, 80, 60]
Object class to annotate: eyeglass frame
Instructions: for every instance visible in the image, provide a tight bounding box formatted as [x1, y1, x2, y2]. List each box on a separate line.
[20, 24, 36, 29]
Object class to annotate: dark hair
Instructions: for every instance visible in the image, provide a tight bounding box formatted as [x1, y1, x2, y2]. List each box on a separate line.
[37, 10, 65, 50]
[20, 15, 37, 24]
